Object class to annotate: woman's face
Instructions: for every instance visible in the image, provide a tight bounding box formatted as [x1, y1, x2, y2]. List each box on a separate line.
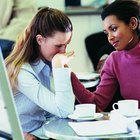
[103, 15, 135, 51]
[37, 31, 72, 61]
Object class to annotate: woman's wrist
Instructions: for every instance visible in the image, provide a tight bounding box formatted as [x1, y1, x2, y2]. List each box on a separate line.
[52, 52, 74, 68]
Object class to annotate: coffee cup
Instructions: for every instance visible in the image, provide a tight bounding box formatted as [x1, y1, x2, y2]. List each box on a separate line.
[112, 100, 138, 117]
[74, 104, 96, 117]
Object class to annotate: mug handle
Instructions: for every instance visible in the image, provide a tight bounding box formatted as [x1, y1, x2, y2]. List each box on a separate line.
[112, 103, 119, 110]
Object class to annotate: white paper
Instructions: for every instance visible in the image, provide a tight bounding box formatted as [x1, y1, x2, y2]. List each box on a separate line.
[76, 72, 100, 81]
[81, 79, 100, 88]
[68, 120, 128, 136]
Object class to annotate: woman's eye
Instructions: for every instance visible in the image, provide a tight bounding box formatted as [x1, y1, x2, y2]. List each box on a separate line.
[55, 44, 66, 48]
[55, 45, 62, 48]
[111, 27, 117, 32]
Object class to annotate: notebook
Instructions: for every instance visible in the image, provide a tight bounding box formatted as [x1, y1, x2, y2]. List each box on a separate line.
[0, 48, 24, 140]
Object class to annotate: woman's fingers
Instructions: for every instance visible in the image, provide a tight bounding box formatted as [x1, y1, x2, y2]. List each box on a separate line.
[52, 51, 74, 68]
[64, 51, 74, 57]
[62, 51, 74, 64]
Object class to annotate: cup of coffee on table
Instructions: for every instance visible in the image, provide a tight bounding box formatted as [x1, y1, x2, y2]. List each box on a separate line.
[112, 100, 138, 117]
[74, 104, 96, 118]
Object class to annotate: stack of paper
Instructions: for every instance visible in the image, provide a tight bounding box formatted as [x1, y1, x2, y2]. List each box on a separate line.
[68, 120, 128, 136]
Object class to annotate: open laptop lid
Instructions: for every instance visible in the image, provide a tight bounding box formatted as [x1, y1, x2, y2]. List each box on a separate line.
[0, 48, 24, 140]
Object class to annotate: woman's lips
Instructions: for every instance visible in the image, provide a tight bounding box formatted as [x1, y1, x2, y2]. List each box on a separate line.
[112, 41, 119, 48]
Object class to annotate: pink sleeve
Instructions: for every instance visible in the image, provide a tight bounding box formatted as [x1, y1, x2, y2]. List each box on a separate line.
[71, 72, 95, 104]
[71, 55, 118, 111]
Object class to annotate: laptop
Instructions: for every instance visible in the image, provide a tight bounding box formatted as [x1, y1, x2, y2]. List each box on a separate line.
[0, 48, 24, 140]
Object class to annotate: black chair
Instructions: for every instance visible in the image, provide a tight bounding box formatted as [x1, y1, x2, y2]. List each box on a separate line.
[0, 39, 14, 59]
[85, 31, 115, 71]
[85, 32, 123, 112]
[0, 130, 12, 140]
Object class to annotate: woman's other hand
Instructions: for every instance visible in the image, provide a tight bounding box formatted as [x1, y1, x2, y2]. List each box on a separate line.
[24, 132, 37, 140]
[52, 51, 74, 68]
[96, 59, 106, 73]
[96, 54, 108, 73]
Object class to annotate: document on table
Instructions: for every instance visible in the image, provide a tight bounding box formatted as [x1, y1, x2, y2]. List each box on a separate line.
[81, 79, 100, 88]
[76, 72, 100, 81]
[68, 120, 128, 136]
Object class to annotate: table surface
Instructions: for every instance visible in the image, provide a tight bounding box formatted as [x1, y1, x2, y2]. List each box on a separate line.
[43, 113, 140, 140]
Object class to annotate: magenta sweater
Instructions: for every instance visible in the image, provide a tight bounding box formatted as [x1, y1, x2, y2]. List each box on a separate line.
[71, 41, 140, 111]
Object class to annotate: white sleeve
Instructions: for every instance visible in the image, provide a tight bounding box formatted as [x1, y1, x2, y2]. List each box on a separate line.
[52, 68, 75, 116]
[17, 67, 75, 118]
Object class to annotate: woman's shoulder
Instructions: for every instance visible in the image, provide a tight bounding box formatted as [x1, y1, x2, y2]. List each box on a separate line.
[20, 63, 36, 75]
[104, 50, 123, 67]
[108, 49, 126, 59]
[20, 60, 44, 76]
[21, 62, 32, 70]
[18, 62, 39, 81]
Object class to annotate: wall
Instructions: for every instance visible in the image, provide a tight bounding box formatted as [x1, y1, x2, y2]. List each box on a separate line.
[36, 0, 65, 11]
[67, 15, 103, 73]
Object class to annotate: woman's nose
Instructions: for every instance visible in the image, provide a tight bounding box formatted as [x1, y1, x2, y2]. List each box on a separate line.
[59, 45, 66, 53]
[108, 33, 114, 42]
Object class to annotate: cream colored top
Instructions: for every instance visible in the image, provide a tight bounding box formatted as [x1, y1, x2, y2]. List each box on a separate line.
[0, 0, 37, 41]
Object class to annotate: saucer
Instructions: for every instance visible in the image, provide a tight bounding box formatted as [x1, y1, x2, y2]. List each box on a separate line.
[110, 109, 140, 117]
[68, 113, 103, 121]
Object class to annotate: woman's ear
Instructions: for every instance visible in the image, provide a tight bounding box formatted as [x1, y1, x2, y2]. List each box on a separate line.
[129, 17, 138, 30]
[36, 35, 43, 46]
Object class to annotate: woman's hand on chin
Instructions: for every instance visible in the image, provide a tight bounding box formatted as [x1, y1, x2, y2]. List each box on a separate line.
[52, 51, 74, 68]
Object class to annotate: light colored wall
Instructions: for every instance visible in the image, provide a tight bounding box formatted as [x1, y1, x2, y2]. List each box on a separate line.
[36, 0, 65, 11]
[36, 0, 103, 73]
[67, 15, 103, 73]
